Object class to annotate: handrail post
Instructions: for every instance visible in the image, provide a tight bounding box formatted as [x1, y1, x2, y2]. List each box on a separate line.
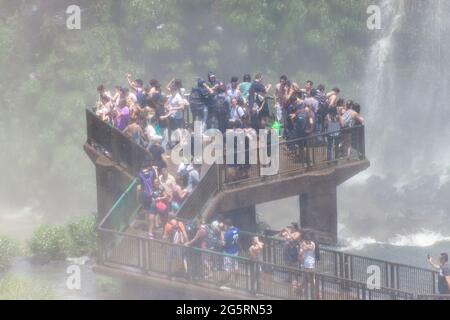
[217, 163, 222, 191]
[339, 252, 345, 278]
[249, 260, 257, 295]
[360, 125, 366, 159]
[97, 229, 105, 264]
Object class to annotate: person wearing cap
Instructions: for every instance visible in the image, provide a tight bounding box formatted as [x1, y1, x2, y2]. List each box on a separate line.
[207, 71, 218, 90]
[428, 252, 450, 294]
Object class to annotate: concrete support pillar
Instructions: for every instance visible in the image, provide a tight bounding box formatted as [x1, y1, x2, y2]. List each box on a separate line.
[91, 154, 135, 225]
[225, 206, 257, 233]
[299, 182, 337, 243]
[95, 161, 116, 224]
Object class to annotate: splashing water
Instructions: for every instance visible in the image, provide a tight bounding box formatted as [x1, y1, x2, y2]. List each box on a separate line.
[364, 0, 450, 179]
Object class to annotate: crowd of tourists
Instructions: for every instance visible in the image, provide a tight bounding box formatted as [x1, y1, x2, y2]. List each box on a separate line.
[94, 72, 364, 157]
[152, 212, 317, 291]
[92, 71, 360, 288]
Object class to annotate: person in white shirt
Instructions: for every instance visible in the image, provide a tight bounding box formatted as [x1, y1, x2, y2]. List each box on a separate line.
[228, 97, 245, 128]
[166, 78, 189, 148]
[144, 114, 163, 147]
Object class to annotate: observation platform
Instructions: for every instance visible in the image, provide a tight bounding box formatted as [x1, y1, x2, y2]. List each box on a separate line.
[84, 109, 445, 300]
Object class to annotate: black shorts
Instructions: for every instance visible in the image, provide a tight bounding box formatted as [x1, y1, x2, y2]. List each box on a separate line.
[170, 117, 184, 130]
[141, 195, 152, 211]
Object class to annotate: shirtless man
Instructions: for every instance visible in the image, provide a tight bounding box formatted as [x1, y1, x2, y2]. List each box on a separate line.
[249, 236, 264, 262]
[275, 75, 288, 122]
[123, 116, 146, 145]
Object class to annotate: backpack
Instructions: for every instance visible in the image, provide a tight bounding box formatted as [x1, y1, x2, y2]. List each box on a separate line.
[177, 167, 193, 188]
[139, 169, 155, 200]
[189, 87, 206, 115]
[203, 225, 220, 250]
[295, 112, 307, 137]
[214, 95, 230, 115]
[185, 221, 197, 240]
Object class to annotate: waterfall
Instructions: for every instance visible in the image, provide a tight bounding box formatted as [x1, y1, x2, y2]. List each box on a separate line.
[339, 0, 450, 240]
[364, 0, 450, 181]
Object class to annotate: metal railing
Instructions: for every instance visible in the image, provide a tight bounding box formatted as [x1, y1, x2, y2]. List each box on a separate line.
[87, 110, 437, 297]
[97, 226, 415, 300]
[98, 179, 140, 263]
[93, 176, 438, 299]
[417, 294, 450, 300]
[176, 163, 221, 220]
[238, 230, 438, 295]
[220, 125, 366, 187]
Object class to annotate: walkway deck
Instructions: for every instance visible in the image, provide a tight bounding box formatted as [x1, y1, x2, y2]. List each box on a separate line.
[85, 109, 446, 300]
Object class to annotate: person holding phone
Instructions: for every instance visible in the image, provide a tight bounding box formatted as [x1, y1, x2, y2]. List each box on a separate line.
[428, 252, 450, 294]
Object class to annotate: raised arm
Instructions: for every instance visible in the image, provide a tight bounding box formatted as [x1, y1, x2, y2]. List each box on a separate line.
[203, 82, 215, 95]
[427, 256, 440, 270]
[166, 78, 175, 92]
[126, 74, 139, 92]
[186, 229, 202, 247]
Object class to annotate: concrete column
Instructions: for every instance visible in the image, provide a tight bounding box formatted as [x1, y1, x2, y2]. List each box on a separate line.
[93, 156, 135, 224]
[299, 182, 338, 243]
[225, 206, 257, 233]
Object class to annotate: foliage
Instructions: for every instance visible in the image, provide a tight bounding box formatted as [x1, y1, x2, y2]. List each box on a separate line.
[66, 214, 97, 257]
[0, 236, 20, 271]
[28, 214, 97, 262]
[0, 274, 56, 300]
[0, 0, 375, 217]
[28, 224, 70, 262]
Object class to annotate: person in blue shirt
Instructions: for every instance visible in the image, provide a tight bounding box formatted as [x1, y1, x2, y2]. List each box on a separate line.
[221, 218, 240, 287]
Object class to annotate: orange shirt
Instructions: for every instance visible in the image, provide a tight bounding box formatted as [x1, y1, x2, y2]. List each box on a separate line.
[163, 221, 186, 240]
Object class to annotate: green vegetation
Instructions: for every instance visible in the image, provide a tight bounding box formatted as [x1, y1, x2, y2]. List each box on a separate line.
[66, 215, 97, 257]
[0, 274, 56, 300]
[28, 224, 70, 262]
[0, 236, 20, 271]
[28, 214, 97, 262]
[0, 0, 374, 218]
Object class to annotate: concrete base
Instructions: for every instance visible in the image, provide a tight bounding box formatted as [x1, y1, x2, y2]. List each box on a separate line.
[84, 143, 135, 223]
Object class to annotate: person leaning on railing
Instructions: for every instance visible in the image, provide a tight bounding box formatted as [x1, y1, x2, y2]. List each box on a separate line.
[428, 252, 450, 295]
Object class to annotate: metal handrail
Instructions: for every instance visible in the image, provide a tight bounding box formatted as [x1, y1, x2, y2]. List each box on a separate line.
[97, 226, 415, 300]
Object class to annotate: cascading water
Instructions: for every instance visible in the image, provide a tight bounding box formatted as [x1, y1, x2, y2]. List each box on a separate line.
[364, 0, 405, 176]
[364, 0, 450, 178]
[339, 0, 450, 246]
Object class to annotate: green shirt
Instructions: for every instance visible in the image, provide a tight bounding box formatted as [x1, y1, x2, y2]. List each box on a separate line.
[239, 82, 252, 100]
